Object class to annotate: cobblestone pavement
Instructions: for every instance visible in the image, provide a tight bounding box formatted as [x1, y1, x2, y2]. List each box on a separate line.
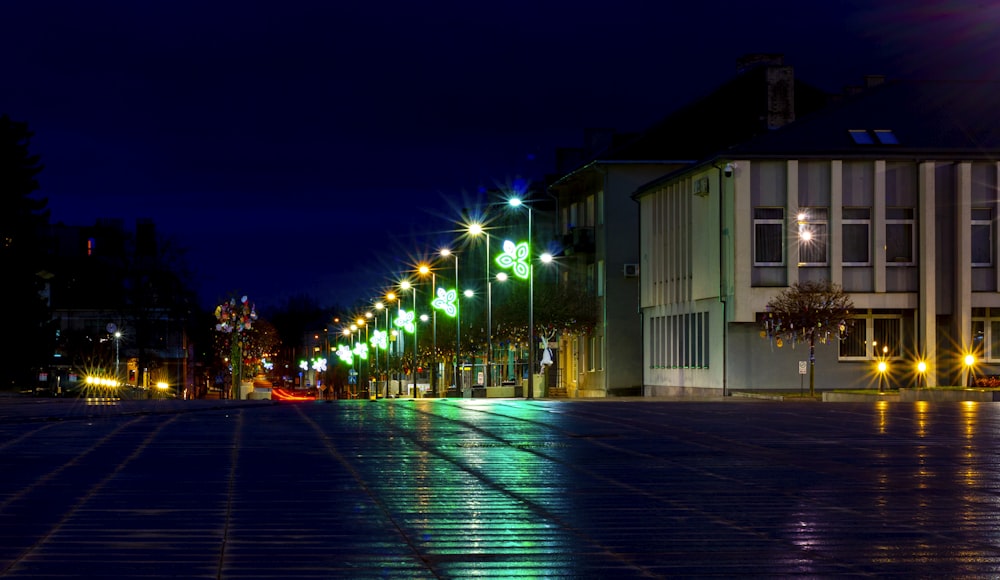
[1, 396, 999, 578]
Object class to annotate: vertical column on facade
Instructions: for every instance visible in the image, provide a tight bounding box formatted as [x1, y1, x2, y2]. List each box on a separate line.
[995, 162, 1000, 293]
[918, 161, 938, 387]
[732, 161, 752, 322]
[830, 160, 844, 286]
[874, 161, 887, 293]
[786, 160, 799, 285]
[955, 162, 973, 356]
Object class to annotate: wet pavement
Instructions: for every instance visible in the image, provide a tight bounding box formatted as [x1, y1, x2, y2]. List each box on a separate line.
[1, 396, 999, 578]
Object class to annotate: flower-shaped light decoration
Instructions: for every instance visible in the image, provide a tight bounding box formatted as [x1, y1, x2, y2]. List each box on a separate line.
[431, 287, 458, 317]
[336, 344, 353, 365]
[495, 240, 530, 279]
[371, 329, 388, 350]
[353, 342, 369, 360]
[214, 295, 258, 333]
[299, 360, 309, 371]
[394, 309, 416, 334]
[312, 357, 327, 372]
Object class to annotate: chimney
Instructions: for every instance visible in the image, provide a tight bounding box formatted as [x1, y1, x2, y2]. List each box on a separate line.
[765, 65, 795, 130]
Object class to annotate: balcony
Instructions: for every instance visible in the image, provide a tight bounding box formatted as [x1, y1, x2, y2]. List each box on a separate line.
[562, 227, 595, 255]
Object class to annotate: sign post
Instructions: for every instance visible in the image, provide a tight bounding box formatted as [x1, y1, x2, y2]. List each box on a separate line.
[798, 361, 808, 396]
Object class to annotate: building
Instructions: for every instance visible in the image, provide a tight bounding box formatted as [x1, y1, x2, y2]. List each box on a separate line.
[635, 78, 1000, 395]
[547, 54, 830, 396]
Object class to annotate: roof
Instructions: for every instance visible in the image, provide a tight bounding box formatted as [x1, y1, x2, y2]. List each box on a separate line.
[726, 79, 1000, 158]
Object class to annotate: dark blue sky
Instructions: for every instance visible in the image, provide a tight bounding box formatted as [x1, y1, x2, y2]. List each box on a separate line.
[2, 1, 996, 312]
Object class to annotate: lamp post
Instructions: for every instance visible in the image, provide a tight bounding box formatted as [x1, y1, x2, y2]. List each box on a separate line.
[400, 279, 419, 398]
[877, 360, 888, 393]
[964, 354, 976, 388]
[468, 223, 492, 388]
[440, 248, 462, 394]
[917, 360, 928, 389]
[508, 197, 535, 399]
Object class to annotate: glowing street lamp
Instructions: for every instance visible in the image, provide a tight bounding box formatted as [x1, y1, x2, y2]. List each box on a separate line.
[964, 353, 976, 388]
[507, 196, 536, 399]
[468, 222, 494, 388]
[439, 248, 461, 395]
[399, 279, 419, 397]
[916, 360, 928, 389]
[877, 360, 888, 393]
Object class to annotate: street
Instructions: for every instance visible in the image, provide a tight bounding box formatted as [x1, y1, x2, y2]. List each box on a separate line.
[0, 397, 997, 578]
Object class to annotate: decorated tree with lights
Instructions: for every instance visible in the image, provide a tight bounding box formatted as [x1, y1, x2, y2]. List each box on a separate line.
[761, 280, 853, 397]
[214, 295, 258, 398]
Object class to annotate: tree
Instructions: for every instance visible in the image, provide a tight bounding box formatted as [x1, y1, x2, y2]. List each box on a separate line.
[0, 115, 50, 390]
[761, 280, 854, 397]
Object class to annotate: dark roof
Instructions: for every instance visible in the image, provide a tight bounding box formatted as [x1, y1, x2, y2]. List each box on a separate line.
[726, 80, 1000, 158]
[599, 65, 831, 162]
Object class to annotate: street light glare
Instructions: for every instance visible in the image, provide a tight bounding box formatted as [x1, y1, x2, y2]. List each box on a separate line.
[540, 252, 553, 263]
[965, 354, 975, 366]
[463, 289, 474, 298]
[418, 264, 430, 275]
[440, 248, 451, 257]
[400, 281, 411, 290]
[509, 197, 523, 208]
[468, 223, 483, 236]
[496, 272, 508, 282]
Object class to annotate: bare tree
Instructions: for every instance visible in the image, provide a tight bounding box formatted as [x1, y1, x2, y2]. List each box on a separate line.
[762, 281, 854, 396]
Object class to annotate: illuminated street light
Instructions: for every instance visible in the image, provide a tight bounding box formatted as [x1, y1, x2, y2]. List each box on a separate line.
[917, 360, 928, 389]
[508, 196, 535, 399]
[877, 360, 888, 393]
[439, 248, 461, 395]
[400, 278, 420, 398]
[468, 222, 493, 388]
[964, 353, 976, 388]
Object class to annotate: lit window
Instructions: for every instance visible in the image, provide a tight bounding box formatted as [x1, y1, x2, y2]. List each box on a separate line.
[797, 208, 828, 266]
[839, 311, 906, 360]
[972, 308, 1000, 361]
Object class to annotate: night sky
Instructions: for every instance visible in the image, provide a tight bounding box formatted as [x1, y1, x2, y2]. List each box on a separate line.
[2, 1, 996, 312]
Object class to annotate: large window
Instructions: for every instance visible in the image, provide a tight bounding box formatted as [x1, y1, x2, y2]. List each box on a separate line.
[842, 207, 871, 265]
[839, 311, 906, 360]
[972, 208, 993, 267]
[797, 208, 828, 266]
[754, 207, 785, 266]
[886, 207, 915, 265]
[972, 308, 1000, 361]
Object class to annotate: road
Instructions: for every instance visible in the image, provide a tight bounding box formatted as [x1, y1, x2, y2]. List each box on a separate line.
[0, 396, 997, 578]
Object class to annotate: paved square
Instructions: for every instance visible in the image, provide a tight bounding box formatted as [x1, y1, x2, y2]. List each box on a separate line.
[1, 397, 998, 578]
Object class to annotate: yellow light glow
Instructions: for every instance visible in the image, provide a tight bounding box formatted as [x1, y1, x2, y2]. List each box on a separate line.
[877, 361, 887, 373]
[917, 361, 927, 373]
[965, 354, 976, 367]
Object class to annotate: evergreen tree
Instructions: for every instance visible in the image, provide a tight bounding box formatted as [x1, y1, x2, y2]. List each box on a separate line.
[0, 115, 50, 390]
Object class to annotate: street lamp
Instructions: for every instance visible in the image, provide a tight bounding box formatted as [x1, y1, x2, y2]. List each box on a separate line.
[877, 360, 888, 393]
[917, 360, 928, 389]
[440, 248, 461, 395]
[468, 222, 492, 388]
[964, 353, 976, 388]
[400, 279, 419, 398]
[507, 196, 535, 399]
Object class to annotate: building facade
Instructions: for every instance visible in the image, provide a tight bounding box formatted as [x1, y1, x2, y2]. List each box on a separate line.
[636, 80, 1000, 394]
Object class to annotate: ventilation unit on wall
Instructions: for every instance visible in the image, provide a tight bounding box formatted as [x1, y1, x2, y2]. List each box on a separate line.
[693, 177, 709, 197]
[623, 263, 639, 278]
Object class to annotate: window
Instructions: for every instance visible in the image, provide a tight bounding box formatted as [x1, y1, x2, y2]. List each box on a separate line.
[849, 130, 875, 145]
[972, 308, 1000, 361]
[972, 208, 993, 267]
[842, 207, 871, 265]
[754, 207, 784, 266]
[873, 130, 899, 145]
[588, 336, 603, 371]
[797, 208, 828, 266]
[839, 311, 905, 360]
[886, 207, 915, 265]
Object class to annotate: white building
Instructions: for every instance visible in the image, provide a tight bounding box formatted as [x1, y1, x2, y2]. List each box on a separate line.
[635, 79, 1000, 395]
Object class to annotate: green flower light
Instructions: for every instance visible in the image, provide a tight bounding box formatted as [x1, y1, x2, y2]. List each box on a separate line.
[431, 287, 458, 317]
[371, 329, 388, 350]
[394, 309, 416, 333]
[336, 344, 353, 365]
[496, 239, 529, 279]
[353, 342, 368, 360]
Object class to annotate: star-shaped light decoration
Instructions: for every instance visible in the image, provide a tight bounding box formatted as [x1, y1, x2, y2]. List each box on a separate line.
[394, 309, 416, 334]
[495, 239, 530, 279]
[312, 357, 327, 372]
[371, 329, 388, 350]
[431, 287, 458, 317]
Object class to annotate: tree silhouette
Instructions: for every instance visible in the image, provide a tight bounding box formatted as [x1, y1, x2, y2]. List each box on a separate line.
[762, 280, 854, 397]
[0, 115, 50, 390]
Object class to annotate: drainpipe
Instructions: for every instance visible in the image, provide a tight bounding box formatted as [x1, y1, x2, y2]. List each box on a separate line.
[717, 163, 730, 397]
